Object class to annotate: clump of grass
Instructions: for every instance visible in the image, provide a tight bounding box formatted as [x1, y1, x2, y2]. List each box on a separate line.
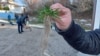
[38, 5, 59, 56]
[38, 5, 59, 20]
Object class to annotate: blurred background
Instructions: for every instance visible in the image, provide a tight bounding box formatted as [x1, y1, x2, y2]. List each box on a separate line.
[0, 0, 93, 29]
[0, 0, 96, 56]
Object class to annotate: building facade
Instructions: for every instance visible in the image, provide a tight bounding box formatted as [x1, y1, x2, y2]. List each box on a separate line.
[0, 0, 25, 13]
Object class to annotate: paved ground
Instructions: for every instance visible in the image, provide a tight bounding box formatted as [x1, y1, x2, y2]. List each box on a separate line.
[0, 25, 79, 56]
[0, 19, 98, 56]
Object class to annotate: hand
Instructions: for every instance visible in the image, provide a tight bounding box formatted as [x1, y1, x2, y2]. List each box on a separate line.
[50, 3, 72, 30]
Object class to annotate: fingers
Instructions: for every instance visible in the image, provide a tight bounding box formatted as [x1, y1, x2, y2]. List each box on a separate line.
[50, 3, 64, 10]
[52, 18, 65, 26]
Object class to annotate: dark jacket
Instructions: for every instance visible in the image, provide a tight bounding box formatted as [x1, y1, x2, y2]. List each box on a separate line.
[17, 15, 23, 24]
[15, 14, 18, 20]
[21, 14, 28, 25]
[55, 20, 100, 55]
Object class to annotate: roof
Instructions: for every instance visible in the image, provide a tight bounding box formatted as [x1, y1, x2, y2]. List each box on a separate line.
[0, 1, 25, 7]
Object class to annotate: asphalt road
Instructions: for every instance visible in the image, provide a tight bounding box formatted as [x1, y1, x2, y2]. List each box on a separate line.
[0, 25, 97, 56]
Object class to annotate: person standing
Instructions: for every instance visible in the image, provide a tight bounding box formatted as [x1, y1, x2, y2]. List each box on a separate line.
[17, 14, 24, 34]
[8, 14, 14, 25]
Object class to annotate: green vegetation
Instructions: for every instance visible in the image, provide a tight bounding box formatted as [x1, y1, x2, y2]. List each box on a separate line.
[3, 6, 9, 10]
[0, 5, 3, 10]
[0, 5, 9, 10]
[38, 5, 59, 23]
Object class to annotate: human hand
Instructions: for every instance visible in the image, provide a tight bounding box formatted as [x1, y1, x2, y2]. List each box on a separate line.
[50, 3, 72, 30]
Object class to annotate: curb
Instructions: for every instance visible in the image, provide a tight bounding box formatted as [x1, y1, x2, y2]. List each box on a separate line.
[29, 24, 44, 29]
[0, 19, 44, 29]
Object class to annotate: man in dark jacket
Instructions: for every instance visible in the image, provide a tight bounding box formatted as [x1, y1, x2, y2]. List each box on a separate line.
[22, 13, 29, 26]
[15, 14, 18, 19]
[50, 3, 100, 55]
[17, 14, 24, 34]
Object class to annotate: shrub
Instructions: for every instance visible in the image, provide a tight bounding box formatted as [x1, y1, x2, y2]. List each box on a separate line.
[3, 6, 9, 10]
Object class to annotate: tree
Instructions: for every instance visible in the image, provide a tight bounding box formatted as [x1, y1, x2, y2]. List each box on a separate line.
[3, 6, 10, 13]
[72, 0, 93, 12]
[3, 6, 9, 10]
[0, 5, 3, 10]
